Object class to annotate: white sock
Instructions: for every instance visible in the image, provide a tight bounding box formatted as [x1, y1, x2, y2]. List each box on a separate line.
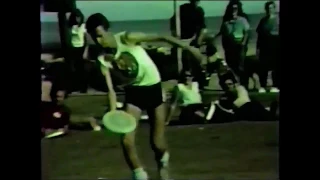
[160, 152, 170, 167]
[133, 168, 148, 180]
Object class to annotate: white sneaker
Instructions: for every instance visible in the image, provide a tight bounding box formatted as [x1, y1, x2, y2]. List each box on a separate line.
[93, 126, 102, 131]
[158, 152, 170, 180]
[141, 115, 149, 120]
[270, 87, 280, 93]
[258, 88, 267, 93]
[132, 168, 149, 180]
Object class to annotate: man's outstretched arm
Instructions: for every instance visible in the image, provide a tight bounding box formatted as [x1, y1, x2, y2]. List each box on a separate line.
[124, 32, 206, 64]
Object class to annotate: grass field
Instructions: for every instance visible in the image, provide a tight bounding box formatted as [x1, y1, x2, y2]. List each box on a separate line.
[42, 92, 279, 180]
[43, 122, 278, 179]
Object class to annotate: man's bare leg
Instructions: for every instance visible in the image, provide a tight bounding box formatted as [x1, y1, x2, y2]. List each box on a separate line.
[88, 117, 102, 131]
[147, 103, 170, 180]
[121, 104, 148, 179]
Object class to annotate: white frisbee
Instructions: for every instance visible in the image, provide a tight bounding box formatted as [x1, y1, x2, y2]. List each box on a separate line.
[102, 110, 137, 134]
[45, 130, 65, 139]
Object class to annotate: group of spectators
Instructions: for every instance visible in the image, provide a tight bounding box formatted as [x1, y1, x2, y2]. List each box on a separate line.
[40, 0, 280, 138]
[171, 0, 279, 93]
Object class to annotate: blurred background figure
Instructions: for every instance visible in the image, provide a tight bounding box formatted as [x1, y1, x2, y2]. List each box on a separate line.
[215, 0, 250, 89]
[41, 80, 70, 138]
[166, 71, 205, 125]
[66, 8, 89, 93]
[166, 71, 225, 125]
[41, 52, 72, 138]
[215, 71, 275, 122]
[170, 0, 206, 45]
[256, 1, 280, 93]
[170, 0, 217, 89]
[41, 52, 102, 135]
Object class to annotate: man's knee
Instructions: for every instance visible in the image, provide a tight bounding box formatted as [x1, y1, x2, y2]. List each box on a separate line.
[121, 133, 136, 148]
[150, 131, 166, 152]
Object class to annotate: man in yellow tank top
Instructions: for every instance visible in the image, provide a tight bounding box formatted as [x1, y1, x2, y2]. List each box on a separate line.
[86, 13, 204, 180]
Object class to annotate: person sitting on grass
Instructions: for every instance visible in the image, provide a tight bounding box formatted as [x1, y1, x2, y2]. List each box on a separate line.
[41, 81, 70, 138]
[212, 71, 275, 122]
[41, 53, 101, 137]
[166, 71, 211, 125]
[165, 70, 234, 125]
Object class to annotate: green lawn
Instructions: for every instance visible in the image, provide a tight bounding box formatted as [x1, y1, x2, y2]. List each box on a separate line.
[42, 93, 279, 180]
[43, 121, 278, 179]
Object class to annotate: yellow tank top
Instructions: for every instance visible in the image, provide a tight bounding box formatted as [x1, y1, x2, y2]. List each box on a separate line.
[70, 24, 86, 47]
[113, 32, 161, 86]
[178, 82, 202, 106]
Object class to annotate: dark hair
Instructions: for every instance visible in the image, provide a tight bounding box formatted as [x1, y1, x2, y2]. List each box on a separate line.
[265, 1, 276, 14]
[218, 71, 237, 90]
[222, 1, 248, 22]
[68, 9, 84, 27]
[86, 13, 110, 36]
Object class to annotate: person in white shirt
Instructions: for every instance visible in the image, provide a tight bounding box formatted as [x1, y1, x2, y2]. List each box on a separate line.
[166, 71, 208, 125]
[67, 9, 89, 93]
[85, 13, 203, 180]
[214, 71, 274, 122]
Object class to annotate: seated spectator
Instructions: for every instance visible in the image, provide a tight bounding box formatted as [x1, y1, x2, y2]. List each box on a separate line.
[166, 71, 210, 125]
[166, 68, 277, 124]
[41, 56, 101, 137]
[210, 72, 275, 122]
[41, 81, 70, 138]
[165, 70, 235, 125]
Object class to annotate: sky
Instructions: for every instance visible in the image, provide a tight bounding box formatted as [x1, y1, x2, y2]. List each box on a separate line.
[41, 1, 280, 22]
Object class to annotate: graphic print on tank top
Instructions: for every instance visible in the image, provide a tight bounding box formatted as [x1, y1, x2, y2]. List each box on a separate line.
[111, 51, 139, 84]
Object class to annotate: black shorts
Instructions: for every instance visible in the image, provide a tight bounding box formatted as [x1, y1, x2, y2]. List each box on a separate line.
[124, 82, 163, 110]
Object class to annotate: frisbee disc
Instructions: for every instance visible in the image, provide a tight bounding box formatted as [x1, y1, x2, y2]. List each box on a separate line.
[45, 131, 65, 139]
[102, 110, 137, 133]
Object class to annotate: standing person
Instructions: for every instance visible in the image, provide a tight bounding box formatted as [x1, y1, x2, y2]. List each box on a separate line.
[85, 13, 202, 180]
[215, 1, 250, 88]
[170, 0, 216, 89]
[66, 8, 89, 93]
[256, 1, 280, 93]
[220, 0, 250, 53]
[170, 0, 206, 46]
